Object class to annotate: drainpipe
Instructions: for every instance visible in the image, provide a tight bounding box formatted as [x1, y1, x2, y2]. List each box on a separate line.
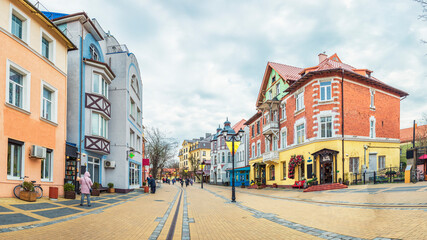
[341, 69, 345, 183]
[78, 19, 88, 177]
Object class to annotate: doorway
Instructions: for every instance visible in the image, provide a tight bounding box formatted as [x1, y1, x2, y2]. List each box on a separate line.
[321, 161, 333, 184]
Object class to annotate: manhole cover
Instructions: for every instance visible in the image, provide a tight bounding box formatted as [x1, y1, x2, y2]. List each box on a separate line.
[154, 200, 164, 202]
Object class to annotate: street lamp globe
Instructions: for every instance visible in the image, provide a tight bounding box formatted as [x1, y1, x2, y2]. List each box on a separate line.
[238, 128, 244, 138]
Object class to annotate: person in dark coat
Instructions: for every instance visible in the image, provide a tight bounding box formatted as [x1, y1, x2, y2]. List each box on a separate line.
[180, 179, 184, 187]
[149, 175, 156, 194]
[185, 178, 189, 187]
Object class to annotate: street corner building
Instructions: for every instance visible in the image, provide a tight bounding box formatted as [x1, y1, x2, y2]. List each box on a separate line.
[0, 0, 76, 197]
[44, 10, 144, 192]
[246, 53, 408, 189]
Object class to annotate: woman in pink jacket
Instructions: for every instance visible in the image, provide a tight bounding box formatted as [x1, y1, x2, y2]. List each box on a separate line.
[79, 171, 93, 207]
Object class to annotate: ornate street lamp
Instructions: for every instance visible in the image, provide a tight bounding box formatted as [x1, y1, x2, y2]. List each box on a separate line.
[222, 128, 245, 202]
[199, 163, 206, 189]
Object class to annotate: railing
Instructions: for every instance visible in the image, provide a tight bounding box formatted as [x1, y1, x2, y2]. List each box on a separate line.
[84, 136, 110, 155]
[263, 121, 279, 134]
[349, 167, 406, 185]
[85, 93, 111, 118]
[107, 44, 129, 54]
[262, 151, 279, 162]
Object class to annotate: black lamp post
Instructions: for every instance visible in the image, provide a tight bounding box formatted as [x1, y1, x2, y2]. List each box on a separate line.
[222, 128, 245, 203]
[200, 163, 205, 189]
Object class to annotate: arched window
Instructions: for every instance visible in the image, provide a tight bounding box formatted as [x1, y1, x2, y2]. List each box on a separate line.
[89, 44, 100, 61]
[270, 165, 275, 180]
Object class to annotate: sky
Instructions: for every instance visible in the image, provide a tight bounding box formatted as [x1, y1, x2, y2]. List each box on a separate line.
[34, 0, 427, 145]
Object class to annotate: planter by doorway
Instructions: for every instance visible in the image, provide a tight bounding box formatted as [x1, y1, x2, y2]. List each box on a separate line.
[64, 191, 76, 199]
[91, 189, 100, 196]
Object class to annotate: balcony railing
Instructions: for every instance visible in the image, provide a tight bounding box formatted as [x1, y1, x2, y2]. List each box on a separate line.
[263, 151, 279, 163]
[85, 135, 110, 155]
[85, 93, 111, 117]
[107, 44, 128, 54]
[263, 121, 279, 135]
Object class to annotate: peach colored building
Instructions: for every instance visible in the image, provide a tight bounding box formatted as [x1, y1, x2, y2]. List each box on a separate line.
[0, 0, 75, 197]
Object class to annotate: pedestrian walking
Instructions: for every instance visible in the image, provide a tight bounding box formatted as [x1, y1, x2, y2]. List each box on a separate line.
[149, 175, 156, 194]
[190, 179, 193, 186]
[79, 171, 93, 207]
[180, 179, 184, 187]
[185, 178, 189, 187]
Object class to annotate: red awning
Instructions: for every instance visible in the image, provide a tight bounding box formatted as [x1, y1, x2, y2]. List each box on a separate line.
[420, 154, 427, 160]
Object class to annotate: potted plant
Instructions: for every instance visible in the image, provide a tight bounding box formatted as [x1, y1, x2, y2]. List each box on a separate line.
[91, 182, 100, 196]
[272, 183, 278, 188]
[107, 183, 115, 193]
[241, 183, 245, 188]
[143, 181, 149, 193]
[256, 182, 262, 189]
[64, 183, 76, 199]
[20, 181, 36, 202]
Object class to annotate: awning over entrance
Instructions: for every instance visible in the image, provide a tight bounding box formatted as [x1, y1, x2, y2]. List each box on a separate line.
[311, 148, 339, 159]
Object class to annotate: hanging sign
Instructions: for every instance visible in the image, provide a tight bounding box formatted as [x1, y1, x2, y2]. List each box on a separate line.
[226, 141, 240, 154]
[129, 152, 135, 159]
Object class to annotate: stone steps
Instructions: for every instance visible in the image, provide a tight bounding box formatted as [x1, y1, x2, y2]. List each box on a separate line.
[303, 183, 348, 192]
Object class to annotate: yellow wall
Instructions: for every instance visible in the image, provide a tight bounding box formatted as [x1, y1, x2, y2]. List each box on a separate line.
[0, 0, 68, 72]
[250, 140, 400, 186]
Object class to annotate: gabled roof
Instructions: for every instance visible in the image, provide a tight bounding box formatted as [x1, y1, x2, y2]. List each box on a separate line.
[232, 119, 246, 133]
[244, 112, 262, 126]
[256, 62, 303, 107]
[400, 124, 427, 143]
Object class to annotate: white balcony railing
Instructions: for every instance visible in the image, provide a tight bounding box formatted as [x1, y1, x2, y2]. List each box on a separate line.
[262, 151, 279, 162]
[263, 121, 279, 134]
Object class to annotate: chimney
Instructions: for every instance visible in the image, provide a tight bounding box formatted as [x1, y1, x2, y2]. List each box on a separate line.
[318, 52, 327, 63]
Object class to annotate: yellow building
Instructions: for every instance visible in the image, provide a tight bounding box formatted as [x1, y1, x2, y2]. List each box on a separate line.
[247, 55, 408, 187]
[178, 134, 212, 179]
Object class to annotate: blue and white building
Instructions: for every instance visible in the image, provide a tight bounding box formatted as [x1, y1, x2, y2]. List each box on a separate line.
[45, 12, 143, 192]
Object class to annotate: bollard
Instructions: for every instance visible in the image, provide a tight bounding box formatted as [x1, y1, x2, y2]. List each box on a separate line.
[363, 172, 365, 185]
[374, 171, 376, 184]
[355, 173, 358, 185]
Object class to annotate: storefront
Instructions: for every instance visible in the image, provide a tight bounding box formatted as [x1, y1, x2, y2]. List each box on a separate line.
[417, 153, 427, 181]
[65, 143, 78, 191]
[252, 162, 266, 185]
[311, 148, 339, 184]
[226, 166, 250, 187]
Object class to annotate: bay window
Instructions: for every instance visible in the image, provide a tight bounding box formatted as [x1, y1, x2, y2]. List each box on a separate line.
[92, 73, 108, 98]
[91, 112, 108, 138]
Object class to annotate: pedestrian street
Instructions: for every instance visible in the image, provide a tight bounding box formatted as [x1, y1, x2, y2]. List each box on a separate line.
[1, 182, 427, 239]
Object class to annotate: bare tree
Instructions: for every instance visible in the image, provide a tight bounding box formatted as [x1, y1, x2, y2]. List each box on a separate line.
[188, 154, 200, 180]
[145, 127, 177, 179]
[416, 0, 427, 21]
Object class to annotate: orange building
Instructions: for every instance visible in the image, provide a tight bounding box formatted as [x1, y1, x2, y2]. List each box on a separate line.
[0, 0, 75, 197]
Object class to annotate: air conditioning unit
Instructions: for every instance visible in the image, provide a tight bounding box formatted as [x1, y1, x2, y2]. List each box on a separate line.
[104, 160, 116, 168]
[31, 145, 46, 159]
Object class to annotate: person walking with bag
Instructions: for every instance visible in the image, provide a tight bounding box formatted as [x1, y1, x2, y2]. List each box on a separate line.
[79, 171, 93, 207]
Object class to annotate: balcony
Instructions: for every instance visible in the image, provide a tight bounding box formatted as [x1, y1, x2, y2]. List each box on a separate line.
[85, 93, 111, 118]
[263, 121, 279, 135]
[107, 44, 129, 54]
[85, 136, 110, 155]
[262, 151, 279, 163]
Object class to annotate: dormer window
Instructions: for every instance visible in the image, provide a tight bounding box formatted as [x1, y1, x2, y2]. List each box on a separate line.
[89, 44, 99, 61]
[272, 76, 276, 83]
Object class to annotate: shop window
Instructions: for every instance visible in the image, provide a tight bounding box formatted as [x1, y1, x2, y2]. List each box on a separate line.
[7, 139, 23, 179]
[270, 165, 275, 180]
[87, 156, 100, 183]
[282, 162, 287, 179]
[41, 149, 53, 181]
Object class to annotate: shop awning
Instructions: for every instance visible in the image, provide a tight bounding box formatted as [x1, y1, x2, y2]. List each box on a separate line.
[419, 154, 427, 160]
[225, 166, 250, 171]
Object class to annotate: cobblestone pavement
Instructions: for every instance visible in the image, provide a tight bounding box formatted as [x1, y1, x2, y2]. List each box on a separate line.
[0, 182, 426, 239]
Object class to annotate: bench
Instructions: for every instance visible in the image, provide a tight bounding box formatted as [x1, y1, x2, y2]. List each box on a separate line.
[292, 180, 306, 189]
[98, 184, 108, 193]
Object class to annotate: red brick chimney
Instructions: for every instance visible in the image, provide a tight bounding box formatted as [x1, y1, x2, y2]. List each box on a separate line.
[318, 53, 327, 63]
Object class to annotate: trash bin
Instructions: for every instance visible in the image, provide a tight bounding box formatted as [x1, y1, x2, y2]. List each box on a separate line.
[49, 187, 58, 200]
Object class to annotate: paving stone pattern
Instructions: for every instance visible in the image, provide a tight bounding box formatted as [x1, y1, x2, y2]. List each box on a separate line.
[31, 208, 83, 219]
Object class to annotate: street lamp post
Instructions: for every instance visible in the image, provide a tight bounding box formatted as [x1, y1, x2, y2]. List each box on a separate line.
[200, 163, 205, 189]
[222, 128, 245, 203]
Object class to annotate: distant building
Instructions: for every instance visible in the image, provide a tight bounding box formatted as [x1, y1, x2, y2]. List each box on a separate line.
[400, 124, 427, 181]
[178, 134, 212, 180]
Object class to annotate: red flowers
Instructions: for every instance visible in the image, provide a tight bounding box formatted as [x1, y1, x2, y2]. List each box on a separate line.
[288, 155, 304, 179]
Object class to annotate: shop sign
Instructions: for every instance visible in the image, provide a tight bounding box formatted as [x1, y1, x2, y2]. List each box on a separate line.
[322, 155, 331, 162]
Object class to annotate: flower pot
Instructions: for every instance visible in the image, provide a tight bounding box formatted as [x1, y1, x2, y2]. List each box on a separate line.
[64, 191, 76, 199]
[144, 186, 149, 193]
[241, 184, 245, 188]
[21, 191, 36, 202]
[91, 189, 100, 196]
[272, 183, 278, 188]
[108, 188, 115, 193]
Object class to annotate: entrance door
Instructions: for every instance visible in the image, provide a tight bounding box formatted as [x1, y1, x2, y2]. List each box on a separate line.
[261, 166, 266, 185]
[368, 153, 377, 182]
[320, 162, 333, 184]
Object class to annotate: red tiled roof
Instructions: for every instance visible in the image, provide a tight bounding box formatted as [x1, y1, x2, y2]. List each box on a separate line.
[400, 125, 427, 143]
[269, 62, 303, 81]
[232, 119, 246, 132]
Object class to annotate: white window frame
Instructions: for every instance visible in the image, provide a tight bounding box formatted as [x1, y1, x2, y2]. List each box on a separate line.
[7, 141, 25, 180]
[378, 156, 386, 170]
[136, 135, 141, 152]
[91, 112, 108, 138]
[369, 116, 376, 138]
[276, 84, 280, 97]
[319, 81, 332, 101]
[319, 116, 333, 138]
[295, 91, 304, 112]
[272, 135, 278, 151]
[296, 124, 305, 144]
[281, 127, 287, 149]
[10, 4, 31, 43]
[40, 29, 56, 63]
[130, 98, 136, 119]
[251, 143, 255, 158]
[137, 107, 142, 126]
[90, 45, 99, 61]
[40, 81, 58, 123]
[370, 89, 375, 109]
[41, 149, 53, 182]
[92, 73, 108, 98]
[265, 138, 270, 152]
[257, 141, 261, 157]
[87, 156, 100, 183]
[268, 89, 272, 100]
[281, 103, 286, 120]
[130, 129, 135, 149]
[6, 60, 31, 112]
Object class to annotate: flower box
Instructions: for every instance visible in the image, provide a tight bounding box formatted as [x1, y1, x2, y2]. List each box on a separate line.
[21, 191, 36, 202]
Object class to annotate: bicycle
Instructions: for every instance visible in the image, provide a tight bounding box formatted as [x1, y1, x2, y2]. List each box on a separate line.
[13, 176, 43, 199]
